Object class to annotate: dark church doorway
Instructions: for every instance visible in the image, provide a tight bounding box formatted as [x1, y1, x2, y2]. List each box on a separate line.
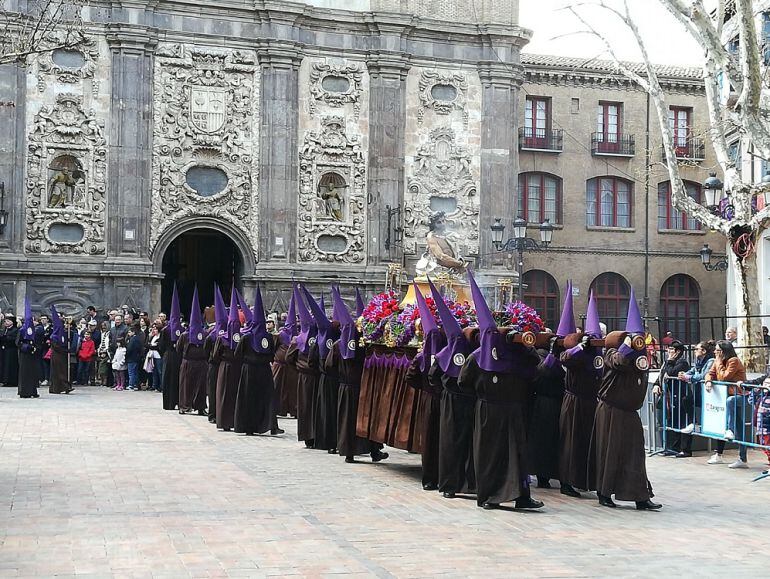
[160, 228, 242, 316]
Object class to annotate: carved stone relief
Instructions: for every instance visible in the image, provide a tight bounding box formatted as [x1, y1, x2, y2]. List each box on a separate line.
[298, 116, 366, 263]
[404, 126, 479, 256]
[37, 34, 99, 91]
[25, 93, 107, 255]
[150, 44, 259, 257]
[309, 62, 364, 120]
[417, 70, 468, 127]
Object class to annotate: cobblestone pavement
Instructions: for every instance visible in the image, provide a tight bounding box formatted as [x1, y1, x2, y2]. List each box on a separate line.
[0, 386, 768, 578]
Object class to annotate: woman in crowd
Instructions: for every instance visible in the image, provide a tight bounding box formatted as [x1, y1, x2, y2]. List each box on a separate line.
[652, 340, 691, 457]
[97, 320, 111, 387]
[677, 340, 716, 440]
[704, 340, 747, 467]
[145, 322, 163, 392]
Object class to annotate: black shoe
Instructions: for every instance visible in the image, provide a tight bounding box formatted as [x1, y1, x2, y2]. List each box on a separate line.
[270, 427, 285, 435]
[481, 502, 499, 510]
[598, 494, 617, 508]
[197, 410, 206, 416]
[515, 497, 544, 510]
[327, 448, 337, 454]
[560, 484, 581, 498]
[662, 450, 678, 457]
[536, 477, 552, 489]
[422, 483, 438, 491]
[371, 450, 388, 462]
[304, 440, 314, 448]
[208, 417, 216, 424]
[636, 500, 662, 511]
[345, 456, 355, 463]
[675, 451, 692, 458]
[442, 491, 456, 499]
[32, 394, 40, 398]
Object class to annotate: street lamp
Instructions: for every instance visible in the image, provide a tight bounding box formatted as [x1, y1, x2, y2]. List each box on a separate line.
[703, 172, 724, 210]
[489, 215, 555, 302]
[700, 243, 728, 272]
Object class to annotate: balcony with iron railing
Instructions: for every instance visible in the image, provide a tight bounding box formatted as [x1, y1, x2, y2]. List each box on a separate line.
[518, 127, 563, 153]
[662, 138, 706, 162]
[591, 133, 635, 157]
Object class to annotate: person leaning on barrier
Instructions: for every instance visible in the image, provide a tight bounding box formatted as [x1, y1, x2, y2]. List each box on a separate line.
[652, 341, 692, 457]
[704, 340, 747, 467]
[748, 378, 770, 473]
[677, 341, 716, 437]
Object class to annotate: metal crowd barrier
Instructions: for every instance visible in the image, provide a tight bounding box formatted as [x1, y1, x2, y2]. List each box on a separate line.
[658, 376, 770, 482]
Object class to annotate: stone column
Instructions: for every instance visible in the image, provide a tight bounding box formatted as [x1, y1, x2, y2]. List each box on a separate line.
[365, 51, 411, 265]
[257, 41, 302, 264]
[105, 27, 157, 260]
[477, 61, 523, 269]
[0, 63, 25, 256]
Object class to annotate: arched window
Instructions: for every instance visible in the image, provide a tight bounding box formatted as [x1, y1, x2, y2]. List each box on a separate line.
[523, 270, 560, 329]
[586, 176, 633, 228]
[660, 274, 700, 343]
[590, 272, 631, 330]
[517, 172, 562, 224]
[658, 180, 702, 231]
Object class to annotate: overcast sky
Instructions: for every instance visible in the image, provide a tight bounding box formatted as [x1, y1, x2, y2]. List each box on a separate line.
[519, 0, 706, 66]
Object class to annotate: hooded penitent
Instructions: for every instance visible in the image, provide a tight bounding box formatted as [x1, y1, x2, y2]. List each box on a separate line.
[556, 280, 576, 337]
[223, 285, 241, 349]
[355, 288, 365, 318]
[278, 286, 297, 346]
[213, 284, 228, 338]
[20, 298, 34, 341]
[429, 277, 470, 378]
[241, 285, 272, 354]
[468, 269, 516, 373]
[168, 283, 182, 344]
[332, 286, 358, 360]
[188, 286, 205, 346]
[619, 286, 648, 369]
[414, 282, 446, 373]
[295, 284, 317, 355]
[303, 285, 336, 361]
[50, 304, 65, 346]
[585, 290, 602, 338]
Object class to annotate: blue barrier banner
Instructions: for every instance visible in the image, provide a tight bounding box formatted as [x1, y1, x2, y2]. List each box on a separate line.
[702, 383, 727, 437]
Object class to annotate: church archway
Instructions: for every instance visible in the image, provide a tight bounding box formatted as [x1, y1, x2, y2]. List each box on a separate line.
[155, 224, 249, 316]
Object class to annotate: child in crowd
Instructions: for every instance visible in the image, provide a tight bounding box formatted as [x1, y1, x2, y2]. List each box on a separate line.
[112, 338, 127, 391]
[750, 377, 770, 471]
[76, 331, 97, 385]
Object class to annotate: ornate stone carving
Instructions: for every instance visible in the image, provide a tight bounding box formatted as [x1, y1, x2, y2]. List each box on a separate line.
[298, 116, 366, 263]
[37, 34, 99, 91]
[25, 93, 107, 255]
[404, 126, 478, 256]
[309, 62, 364, 120]
[417, 70, 468, 126]
[150, 44, 259, 257]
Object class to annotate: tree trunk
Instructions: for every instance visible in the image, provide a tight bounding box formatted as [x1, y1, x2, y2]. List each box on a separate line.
[730, 248, 765, 372]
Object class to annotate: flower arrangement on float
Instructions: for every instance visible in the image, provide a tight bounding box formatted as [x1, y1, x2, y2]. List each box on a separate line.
[494, 301, 545, 334]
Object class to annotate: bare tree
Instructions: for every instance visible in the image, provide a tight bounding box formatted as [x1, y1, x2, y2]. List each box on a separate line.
[568, 0, 770, 370]
[1, 0, 87, 66]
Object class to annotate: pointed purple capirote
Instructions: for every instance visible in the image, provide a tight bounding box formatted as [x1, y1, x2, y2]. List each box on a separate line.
[625, 286, 645, 334]
[303, 285, 337, 361]
[332, 286, 358, 360]
[320, 293, 327, 317]
[556, 280, 576, 337]
[278, 287, 297, 347]
[188, 286, 204, 346]
[295, 284, 316, 355]
[19, 298, 34, 340]
[414, 283, 445, 373]
[242, 285, 272, 354]
[168, 283, 182, 343]
[212, 284, 227, 339]
[468, 269, 514, 373]
[50, 304, 65, 346]
[238, 290, 253, 325]
[355, 288, 365, 318]
[585, 290, 602, 338]
[414, 283, 438, 334]
[428, 278, 470, 377]
[223, 285, 241, 349]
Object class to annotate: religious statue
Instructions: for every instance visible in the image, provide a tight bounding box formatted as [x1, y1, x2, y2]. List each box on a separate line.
[48, 168, 76, 208]
[318, 179, 347, 221]
[417, 211, 468, 275]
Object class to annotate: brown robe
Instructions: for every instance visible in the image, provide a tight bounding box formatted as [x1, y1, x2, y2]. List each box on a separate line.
[311, 341, 338, 451]
[205, 336, 218, 422]
[214, 338, 242, 431]
[588, 348, 653, 502]
[406, 357, 442, 488]
[49, 341, 72, 394]
[558, 347, 601, 490]
[272, 341, 298, 417]
[234, 336, 276, 435]
[460, 350, 539, 507]
[177, 333, 208, 413]
[286, 339, 318, 443]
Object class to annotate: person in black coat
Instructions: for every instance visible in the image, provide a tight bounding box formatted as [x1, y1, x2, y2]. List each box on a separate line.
[0, 315, 20, 388]
[16, 300, 40, 398]
[653, 340, 692, 456]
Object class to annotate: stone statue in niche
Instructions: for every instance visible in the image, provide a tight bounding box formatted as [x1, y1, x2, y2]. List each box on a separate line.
[47, 155, 85, 209]
[317, 172, 348, 221]
[48, 168, 75, 207]
[417, 211, 468, 275]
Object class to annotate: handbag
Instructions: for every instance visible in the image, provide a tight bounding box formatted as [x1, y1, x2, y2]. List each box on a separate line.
[143, 355, 154, 373]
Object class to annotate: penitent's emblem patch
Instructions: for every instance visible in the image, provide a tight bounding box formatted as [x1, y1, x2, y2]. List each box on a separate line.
[453, 353, 466, 367]
[233, 333, 241, 343]
[593, 356, 604, 370]
[197, 333, 204, 341]
[635, 356, 650, 371]
[175, 329, 181, 337]
[326, 339, 333, 350]
[261, 338, 270, 349]
[309, 337, 316, 346]
[27, 327, 33, 336]
[491, 347, 498, 360]
[492, 375, 498, 384]
[348, 340, 356, 352]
